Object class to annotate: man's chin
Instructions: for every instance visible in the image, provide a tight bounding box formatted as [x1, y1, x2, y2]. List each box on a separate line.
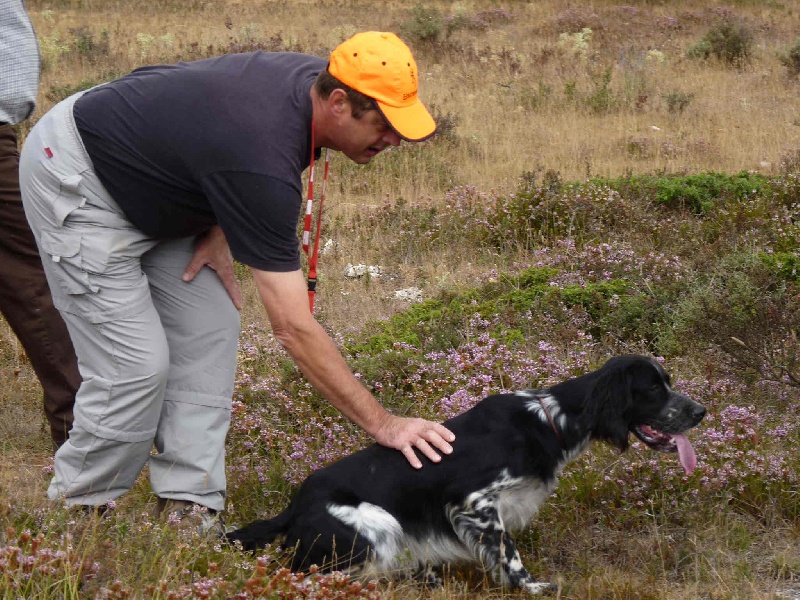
[343, 147, 382, 164]
[350, 154, 374, 165]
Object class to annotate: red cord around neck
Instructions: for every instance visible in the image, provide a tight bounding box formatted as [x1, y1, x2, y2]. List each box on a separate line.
[302, 121, 330, 313]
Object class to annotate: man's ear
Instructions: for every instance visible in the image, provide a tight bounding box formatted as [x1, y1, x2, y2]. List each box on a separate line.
[327, 88, 351, 118]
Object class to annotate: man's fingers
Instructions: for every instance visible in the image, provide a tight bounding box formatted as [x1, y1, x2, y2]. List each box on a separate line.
[402, 446, 423, 470]
[182, 258, 242, 310]
[413, 437, 441, 464]
[377, 416, 457, 469]
[181, 261, 202, 282]
[403, 423, 457, 468]
[217, 269, 243, 310]
[227, 282, 243, 310]
[437, 423, 456, 443]
[429, 424, 455, 454]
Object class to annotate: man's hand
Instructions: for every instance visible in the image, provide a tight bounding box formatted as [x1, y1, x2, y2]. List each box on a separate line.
[182, 226, 242, 310]
[372, 414, 455, 469]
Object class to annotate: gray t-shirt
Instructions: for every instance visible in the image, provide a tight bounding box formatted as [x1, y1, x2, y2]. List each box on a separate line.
[75, 51, 326, 271]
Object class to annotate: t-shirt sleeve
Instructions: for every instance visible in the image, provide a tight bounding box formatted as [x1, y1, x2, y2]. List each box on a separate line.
[201, 171, 302, 272]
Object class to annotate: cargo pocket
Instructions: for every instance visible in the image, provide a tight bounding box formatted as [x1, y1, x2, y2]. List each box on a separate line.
[39, 229, 96, 295]
[38, 229, 111, 296]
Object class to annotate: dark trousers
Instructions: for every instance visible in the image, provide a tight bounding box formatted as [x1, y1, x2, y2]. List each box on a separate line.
[0, 123, 79, 447]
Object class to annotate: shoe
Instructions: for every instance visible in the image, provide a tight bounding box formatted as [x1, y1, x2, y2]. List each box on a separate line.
[80, 504, 112, 517]
[156, 498, 229, 538]
[66, 502, 113, 519]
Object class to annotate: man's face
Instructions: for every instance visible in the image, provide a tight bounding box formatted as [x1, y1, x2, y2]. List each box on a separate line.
[332, 103, 402, 164]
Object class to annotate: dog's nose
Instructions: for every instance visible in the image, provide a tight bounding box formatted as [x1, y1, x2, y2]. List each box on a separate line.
[692, 405, 707, 421]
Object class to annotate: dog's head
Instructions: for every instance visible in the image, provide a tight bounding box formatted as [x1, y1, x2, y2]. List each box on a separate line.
[587, 355, 706, 473]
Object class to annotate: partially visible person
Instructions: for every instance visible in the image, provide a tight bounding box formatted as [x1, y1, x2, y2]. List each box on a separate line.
[0, 0, 79, 448]
[20, 31, 454, 529]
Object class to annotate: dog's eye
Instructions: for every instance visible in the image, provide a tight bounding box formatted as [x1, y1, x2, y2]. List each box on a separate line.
[649, 384, 663, 393]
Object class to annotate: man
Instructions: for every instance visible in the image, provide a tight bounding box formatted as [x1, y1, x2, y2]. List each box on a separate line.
[20, 31, 455, 528]
[0, 0, 79, 448]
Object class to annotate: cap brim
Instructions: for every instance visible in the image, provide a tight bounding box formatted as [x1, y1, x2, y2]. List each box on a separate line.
[376, 99, 437, 142]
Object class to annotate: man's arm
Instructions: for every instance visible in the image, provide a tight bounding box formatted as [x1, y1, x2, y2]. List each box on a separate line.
[252, 267, 455, 468]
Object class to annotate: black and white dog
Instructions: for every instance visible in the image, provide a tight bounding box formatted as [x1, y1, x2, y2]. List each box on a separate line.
[227, 355, 706, 595]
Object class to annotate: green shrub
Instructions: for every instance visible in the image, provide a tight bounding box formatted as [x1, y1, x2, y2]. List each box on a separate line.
[401, 3, 445, 43]
[346, 271, 548, 358]
[686, 38, 712, 61]
[347, 266, 633, 361]
[69, 25, 110, 59]
[671, 251, 800, 386]
[600, 171, 769, 214]
[37, 32, 71, 71]
[586, 66, 616, 114]
[488, 174, 653, 249]
[760, 252, 800, 282]
[662, 90, 694, 113]
[687, 21, 754, 67]
[779, 36, 800, 78]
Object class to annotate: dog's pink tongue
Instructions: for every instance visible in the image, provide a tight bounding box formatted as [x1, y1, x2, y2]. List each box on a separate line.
[671, 433, 696, 474]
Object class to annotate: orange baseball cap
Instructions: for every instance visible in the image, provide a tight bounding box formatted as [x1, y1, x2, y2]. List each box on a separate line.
[328, 32, 436, 142]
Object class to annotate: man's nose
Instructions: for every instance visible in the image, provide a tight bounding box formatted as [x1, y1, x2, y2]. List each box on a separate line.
[385, 130, 402, 146]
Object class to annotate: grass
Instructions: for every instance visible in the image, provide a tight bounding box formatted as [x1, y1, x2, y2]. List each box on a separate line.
[2, 0, 800, 598]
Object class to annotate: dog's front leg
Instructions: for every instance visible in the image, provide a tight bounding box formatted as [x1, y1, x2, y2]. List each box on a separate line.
[449, 505, 556, 595]
[497, 532, 557, 596]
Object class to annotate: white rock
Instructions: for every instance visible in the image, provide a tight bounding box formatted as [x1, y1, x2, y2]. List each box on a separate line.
[344, 263, 383, 278]
[319, 239, 339, 256]
[393, 287, 424, 303]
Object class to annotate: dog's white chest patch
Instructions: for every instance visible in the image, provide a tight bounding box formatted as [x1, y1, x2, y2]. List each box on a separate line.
[465, 470, 556, 532]
[497, 478, 555, 531]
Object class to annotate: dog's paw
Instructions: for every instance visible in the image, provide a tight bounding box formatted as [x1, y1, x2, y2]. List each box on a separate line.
[412, 564, 444, 588]
[223, 530, 242, 547]
[523, 581, 558, 596]
[224, 519, 281, 553]
[224, 529, 258, 552]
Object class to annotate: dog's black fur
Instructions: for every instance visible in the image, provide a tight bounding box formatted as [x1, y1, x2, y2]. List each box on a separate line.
[227, 355, 706, 595]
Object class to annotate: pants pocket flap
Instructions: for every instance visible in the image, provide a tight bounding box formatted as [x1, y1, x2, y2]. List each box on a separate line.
[39, 229, 81, 260]
[59, 173, 86, 195]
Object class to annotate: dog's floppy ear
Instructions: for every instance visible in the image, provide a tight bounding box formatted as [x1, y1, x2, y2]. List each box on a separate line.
[583, 362, 632, 451]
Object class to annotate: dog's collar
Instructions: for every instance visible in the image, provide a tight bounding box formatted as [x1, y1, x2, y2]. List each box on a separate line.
[539, 397, 564, 447]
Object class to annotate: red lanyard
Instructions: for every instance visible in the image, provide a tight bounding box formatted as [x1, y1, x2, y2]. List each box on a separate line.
[302, 121, 330, 313]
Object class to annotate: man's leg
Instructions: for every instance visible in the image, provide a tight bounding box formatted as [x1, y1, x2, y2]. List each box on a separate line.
[0, 124, 79, 447]
[50, 305, 170, 504]
[20, 94, 168, 506]
[144, 238, 241, 513]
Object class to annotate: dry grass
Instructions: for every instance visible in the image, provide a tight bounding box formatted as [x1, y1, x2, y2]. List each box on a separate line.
[2, 0, 800, 598]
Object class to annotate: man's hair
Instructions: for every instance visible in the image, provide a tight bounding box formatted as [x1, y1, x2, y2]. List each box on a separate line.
[314, 69, 377, 119]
